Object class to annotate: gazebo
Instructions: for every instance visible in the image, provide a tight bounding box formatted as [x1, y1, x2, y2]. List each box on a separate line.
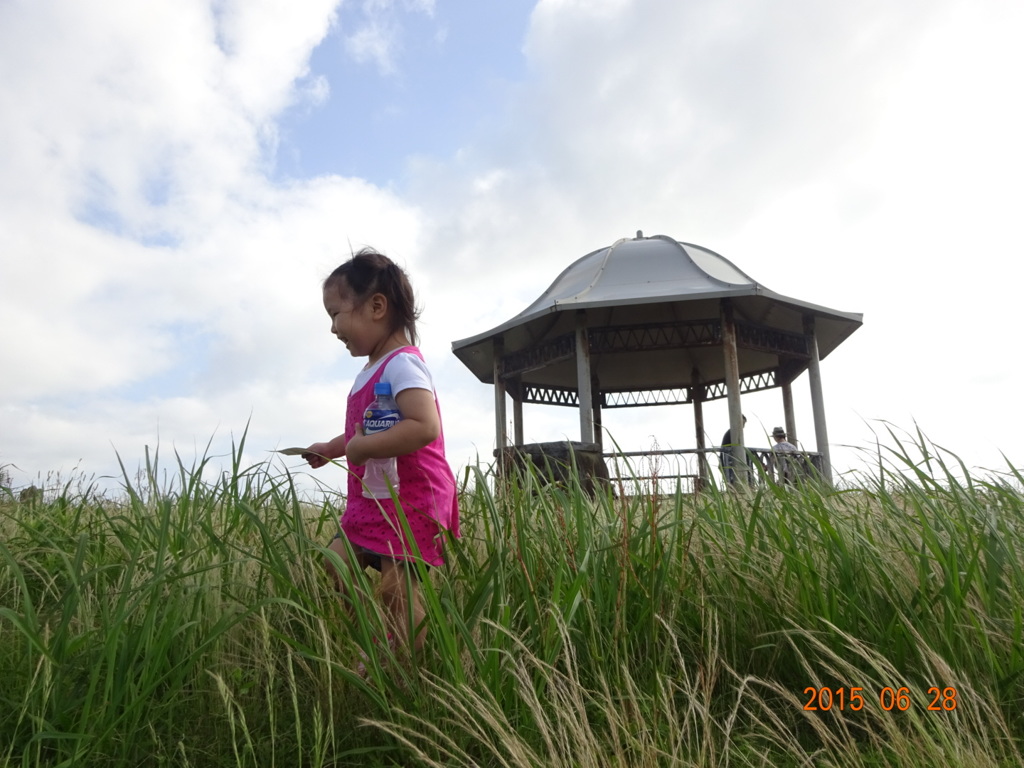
[451, 232, 863, 486]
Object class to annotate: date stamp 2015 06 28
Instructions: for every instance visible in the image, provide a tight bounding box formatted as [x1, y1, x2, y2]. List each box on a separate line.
[803, 686, 958, 712]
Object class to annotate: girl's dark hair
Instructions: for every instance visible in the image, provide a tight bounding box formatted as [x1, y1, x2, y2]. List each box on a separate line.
[323, 247, 420, 345]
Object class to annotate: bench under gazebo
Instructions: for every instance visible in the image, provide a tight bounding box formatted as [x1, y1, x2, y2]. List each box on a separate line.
[452, 231, 862, 489]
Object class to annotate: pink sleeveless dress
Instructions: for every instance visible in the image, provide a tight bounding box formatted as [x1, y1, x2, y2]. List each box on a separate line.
[341, 346, 460, 566]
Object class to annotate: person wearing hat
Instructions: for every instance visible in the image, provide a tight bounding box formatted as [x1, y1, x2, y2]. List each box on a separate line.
[770, 427, 799, 484]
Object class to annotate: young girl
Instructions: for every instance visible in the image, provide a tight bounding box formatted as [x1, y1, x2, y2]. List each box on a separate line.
[304, 247, 459, 656]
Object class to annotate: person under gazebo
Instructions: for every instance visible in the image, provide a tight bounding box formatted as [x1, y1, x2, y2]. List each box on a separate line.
[719, 415, 746, 484]
[769, 426, 799, 484]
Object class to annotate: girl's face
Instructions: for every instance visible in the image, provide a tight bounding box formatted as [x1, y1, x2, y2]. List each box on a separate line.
[323, 282, 382, 358]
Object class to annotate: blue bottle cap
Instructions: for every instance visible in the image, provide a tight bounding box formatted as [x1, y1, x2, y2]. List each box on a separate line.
[374, 382, 392, 396]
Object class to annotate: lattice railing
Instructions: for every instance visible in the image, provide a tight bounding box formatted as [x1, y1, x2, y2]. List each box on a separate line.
[698, 370, 778, 401]
[523, 370, 777, 408]
[602, 388, 691, 407]
[604, 447, 824, 494]
[499, 332, 575, 378]
[588, 320, 720, 354]
[735, 321, 809, 357]
[521, 384, 579, 406]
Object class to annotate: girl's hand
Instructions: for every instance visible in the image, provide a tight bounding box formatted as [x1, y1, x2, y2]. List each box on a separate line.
[344, 424, 369, 467]
[304, 440, 341, 469]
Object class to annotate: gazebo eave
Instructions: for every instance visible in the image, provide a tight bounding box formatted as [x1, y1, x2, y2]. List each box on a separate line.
[452, 287, 862, 386]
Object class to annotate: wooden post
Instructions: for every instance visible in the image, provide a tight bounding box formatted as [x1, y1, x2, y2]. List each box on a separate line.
[721, 300, 746, 484]
[692, 366, 707, 490]
[493, 337, 507, 476]
[782, 381, 796, 445]
[575, 311, 595, 445]
[592, 374, 603, 451]
[803, 315, 833, 484]
[512, 375, 524, 446]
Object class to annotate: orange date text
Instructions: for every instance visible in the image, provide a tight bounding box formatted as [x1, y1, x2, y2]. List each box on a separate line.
[802, 686, 958, 712]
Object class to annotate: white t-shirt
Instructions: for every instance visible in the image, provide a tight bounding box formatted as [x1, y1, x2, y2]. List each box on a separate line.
[351, 350, 435, 400]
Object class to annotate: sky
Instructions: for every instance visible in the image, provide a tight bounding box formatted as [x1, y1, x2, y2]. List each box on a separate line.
[2, 0, 1023, 497]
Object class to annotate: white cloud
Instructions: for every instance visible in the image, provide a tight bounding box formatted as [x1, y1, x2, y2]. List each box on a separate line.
[2, 0, 1022, 495]
[215, 0, 339, 116]
[0, 0, 427, 489]
[339, 0, 436, 75]
[407, 0, 1024, 476]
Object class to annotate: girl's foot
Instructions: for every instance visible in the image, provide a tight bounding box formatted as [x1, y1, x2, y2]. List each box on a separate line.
[354, 633, 396, 678]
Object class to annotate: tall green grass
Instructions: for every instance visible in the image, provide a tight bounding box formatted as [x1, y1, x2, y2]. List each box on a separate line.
[1, 431, 1022, 766]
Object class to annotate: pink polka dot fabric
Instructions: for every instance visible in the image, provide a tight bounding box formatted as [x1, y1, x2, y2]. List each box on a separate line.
[340, 346, 460, 566]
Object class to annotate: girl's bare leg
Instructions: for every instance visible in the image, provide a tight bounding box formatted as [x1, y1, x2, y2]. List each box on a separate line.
[325, 536, 361, 595]
[378, 559, 427, 652]
[327, 538, 386, 676]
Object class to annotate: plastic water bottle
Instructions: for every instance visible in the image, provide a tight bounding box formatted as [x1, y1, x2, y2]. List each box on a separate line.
[362, 382, 401, 498]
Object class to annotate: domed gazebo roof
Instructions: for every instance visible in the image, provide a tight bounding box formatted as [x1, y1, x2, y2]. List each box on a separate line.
[453, 233, 862, 394]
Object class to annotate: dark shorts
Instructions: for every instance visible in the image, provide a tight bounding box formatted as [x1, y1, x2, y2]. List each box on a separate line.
[331, 532, 429, 576]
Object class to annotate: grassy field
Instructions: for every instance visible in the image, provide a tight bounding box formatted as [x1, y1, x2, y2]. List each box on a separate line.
[2, 434, 1023, 767]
